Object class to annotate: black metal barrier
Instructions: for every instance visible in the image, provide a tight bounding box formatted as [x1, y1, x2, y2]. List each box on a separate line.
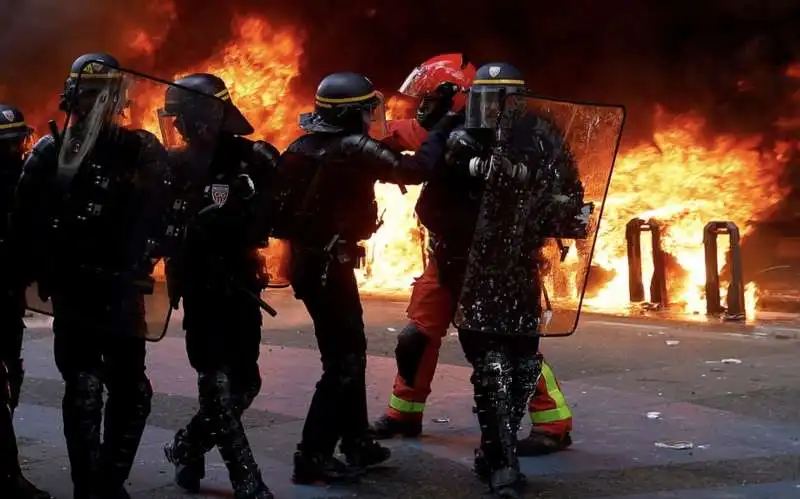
[704, 221, 745, 320]
[626, 218, 668, 308]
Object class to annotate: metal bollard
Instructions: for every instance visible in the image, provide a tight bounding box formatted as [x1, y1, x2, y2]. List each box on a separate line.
[626, 217, 668, 308]
[703, 221, 745, 320]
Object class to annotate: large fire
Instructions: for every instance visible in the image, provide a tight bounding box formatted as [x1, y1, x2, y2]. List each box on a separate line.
[118, 15, 795, 319]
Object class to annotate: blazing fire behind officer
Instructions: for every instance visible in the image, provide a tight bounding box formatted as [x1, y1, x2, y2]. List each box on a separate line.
[158, 73, 278, 499]
[0, 103, 53, 499]
[8, 53, 170, 499]
[272, 71, 463, 484]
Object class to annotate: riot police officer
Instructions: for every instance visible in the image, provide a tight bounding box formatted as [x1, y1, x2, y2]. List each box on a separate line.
[159, 73, 278, 499]
[9, 53, 170, 499]
[0, 104, 53, 499]
[411, 62, 588, 497]
[273, 71, 462, 484]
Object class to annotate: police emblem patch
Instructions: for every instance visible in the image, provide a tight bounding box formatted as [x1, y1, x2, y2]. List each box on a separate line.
[488, 66, 501, 78]
[210, 183, 230, 205]
[1, 109, 15, 122]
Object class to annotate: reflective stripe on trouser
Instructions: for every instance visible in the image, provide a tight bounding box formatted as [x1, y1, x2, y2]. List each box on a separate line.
[387, 338, 443, 422]
[386, 259, 453, 422]
[528, 360, 573, 435]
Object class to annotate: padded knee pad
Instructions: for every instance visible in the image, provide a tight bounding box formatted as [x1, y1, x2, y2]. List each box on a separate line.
[198, 371, 234, 411]
[64, 371, 104, 410]
[317, 353, 367, 397]
[514, 355, 543, 397]
[340, 353, 367, 386]
[395, 323, 430, 384]
[509, 354, 543, 430]
[473, 350, 513, 406]
[133, 377, 154, 415]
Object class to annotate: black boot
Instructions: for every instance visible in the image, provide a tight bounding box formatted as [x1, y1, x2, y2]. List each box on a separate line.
[489, 467, 525, 498]
[369, 414, 422, 439]
[474, 449, 526, 486]
[340, 436, 391, 469]
[164, 433, 205, 494]
[0, 473, 55, 499]
[292, 446, 360, 485]
[246, 483, 274, 499]
[517, 429, 572, 456]
[234, 476, 274, 499]
[473, 448, 491, 481]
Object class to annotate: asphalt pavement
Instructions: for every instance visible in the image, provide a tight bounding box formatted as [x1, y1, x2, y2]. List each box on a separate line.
[14, 289, 800, 498]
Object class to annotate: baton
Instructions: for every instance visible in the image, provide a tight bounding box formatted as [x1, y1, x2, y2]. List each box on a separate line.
[240, 288, 278, 317]
[48, 120, 61, 150]
[320, 234, 340, 288]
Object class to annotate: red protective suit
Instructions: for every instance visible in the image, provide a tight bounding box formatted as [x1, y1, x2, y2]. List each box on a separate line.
[380, 118, 573, 439]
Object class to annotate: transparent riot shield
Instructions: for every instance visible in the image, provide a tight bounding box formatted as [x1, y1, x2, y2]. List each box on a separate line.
[25, 61, 225, 341]
[452, 95, 625, 337]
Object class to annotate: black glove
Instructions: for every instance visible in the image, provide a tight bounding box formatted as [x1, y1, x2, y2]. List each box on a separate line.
[445, 128, 483, 166]
[433, 110, 466, 133]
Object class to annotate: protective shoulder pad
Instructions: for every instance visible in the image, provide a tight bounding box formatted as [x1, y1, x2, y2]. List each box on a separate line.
[133, 128, 163, 147]
[283, 134, 329, 158]
[31, 134, 56, 156]
[24, 135, 58, 175]
[252, 139, 280, 168]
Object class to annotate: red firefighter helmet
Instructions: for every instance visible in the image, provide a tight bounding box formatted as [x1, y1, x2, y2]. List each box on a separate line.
[398, 53, 476, 129]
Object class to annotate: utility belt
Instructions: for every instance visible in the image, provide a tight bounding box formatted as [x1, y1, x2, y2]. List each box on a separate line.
[295, 235, 367, 288]
[297, 236, 367, 269]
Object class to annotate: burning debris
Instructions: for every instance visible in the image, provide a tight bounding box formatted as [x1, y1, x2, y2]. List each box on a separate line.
[0, 1, 798, 319]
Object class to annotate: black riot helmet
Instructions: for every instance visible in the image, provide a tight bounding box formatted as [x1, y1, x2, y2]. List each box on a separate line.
[299, 72, 388, 138]
[465, 62, 529, 131]
[159, 73, 253, 148]
[59, 53, 125, 116]
[0, 103, 32, 159]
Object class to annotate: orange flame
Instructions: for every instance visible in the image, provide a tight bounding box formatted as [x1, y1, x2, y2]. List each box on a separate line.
[128, 14, 794, 319]
[584, 108, 788, 317]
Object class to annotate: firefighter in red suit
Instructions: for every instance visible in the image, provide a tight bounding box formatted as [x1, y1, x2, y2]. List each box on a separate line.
[372, 54, 573, 455]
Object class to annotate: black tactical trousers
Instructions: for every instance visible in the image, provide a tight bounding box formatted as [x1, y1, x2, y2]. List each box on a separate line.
[458, 330, 542, 479]
[53, 318, 152, 498]
[0, 308, 24, 483]
[293, 258, 368, 458]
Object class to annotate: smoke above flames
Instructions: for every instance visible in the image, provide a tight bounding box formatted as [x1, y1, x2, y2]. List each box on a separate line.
[0, 0, 797, 148]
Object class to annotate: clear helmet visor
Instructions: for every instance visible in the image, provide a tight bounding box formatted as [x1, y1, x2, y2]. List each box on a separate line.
[69, 74, 130, 124]
[59, 75, 131, 171]
[398, 67, 424, 97]
[156, 111, 187, 150]
[465, 87, 528, 129]
[156, 103, 221, 149]
[365, 91, 388, 140]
